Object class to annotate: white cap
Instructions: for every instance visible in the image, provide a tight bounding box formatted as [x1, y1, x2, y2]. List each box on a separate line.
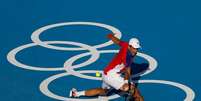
[129, 38, 141, 48]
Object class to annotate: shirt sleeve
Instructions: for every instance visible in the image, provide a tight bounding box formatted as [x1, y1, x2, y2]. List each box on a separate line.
[118, 41, 128, 47]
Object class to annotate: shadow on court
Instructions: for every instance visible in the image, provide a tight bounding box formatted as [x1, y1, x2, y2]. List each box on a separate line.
[131, 63, 149, 87]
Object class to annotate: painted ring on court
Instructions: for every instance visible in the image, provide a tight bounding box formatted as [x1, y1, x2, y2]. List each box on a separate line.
[40, 71, 195, 101]
[64, 50, 158, 80]
[40, 71, 121, 101]
[31, 22, 122, 51]
[139, 80, 195, 101]
[7, 41, 100, 71]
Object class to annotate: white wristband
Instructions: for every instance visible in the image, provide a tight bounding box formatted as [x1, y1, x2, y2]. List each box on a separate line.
[124, 80, 128, 83]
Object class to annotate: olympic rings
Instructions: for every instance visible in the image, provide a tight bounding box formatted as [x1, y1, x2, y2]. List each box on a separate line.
[7, 22, 195, 101]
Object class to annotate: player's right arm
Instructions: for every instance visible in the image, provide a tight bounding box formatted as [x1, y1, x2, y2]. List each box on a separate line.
[107, 33, 121, 45]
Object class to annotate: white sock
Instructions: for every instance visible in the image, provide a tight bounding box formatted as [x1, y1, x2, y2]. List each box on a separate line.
[76, 91, 85, 97]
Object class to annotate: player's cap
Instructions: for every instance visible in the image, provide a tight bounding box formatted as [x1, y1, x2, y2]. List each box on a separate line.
[129, 38, 141, 48]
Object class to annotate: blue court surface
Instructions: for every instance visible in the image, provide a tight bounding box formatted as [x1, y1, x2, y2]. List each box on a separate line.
[1, 0, 201, 101]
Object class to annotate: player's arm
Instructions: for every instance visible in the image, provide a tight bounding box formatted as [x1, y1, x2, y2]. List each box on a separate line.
[124, 67, 131, 81]
[107, 33, 121, 45]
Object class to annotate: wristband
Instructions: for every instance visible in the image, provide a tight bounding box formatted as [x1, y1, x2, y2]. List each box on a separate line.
[124, 80, 128, 83]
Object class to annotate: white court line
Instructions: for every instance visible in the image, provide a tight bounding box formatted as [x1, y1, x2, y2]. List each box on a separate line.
[7, 41, 99, 71]
[40, 71, 195, 101]
[139, 80, 195, 101]
[31, 22, 122, 51]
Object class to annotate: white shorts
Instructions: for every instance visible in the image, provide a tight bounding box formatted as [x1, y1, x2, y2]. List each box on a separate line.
[102, 64, 126, 90]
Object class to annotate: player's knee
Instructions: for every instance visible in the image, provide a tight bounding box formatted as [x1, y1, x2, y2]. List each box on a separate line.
[121, 84, 129, 92]
[123, 86, 129, 92]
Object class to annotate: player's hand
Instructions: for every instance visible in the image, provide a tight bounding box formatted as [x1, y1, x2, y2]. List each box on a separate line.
[107, 33, 114, 38]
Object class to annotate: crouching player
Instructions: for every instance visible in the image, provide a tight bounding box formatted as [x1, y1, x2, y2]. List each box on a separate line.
[69, 33, 144, 101]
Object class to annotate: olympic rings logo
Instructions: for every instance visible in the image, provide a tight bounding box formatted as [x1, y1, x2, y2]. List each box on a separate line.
[7, 22, 195, 101]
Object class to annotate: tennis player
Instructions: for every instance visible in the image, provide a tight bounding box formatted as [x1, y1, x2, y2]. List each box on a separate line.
[69, 33, 144, 101]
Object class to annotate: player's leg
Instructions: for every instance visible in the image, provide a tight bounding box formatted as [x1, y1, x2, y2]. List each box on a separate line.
[81, 81, 110, 96]
[85, 88, 108, 96]
[133, 87, 144, 101]
[70, 88, 108, 97]
[69, 74, 111, 98]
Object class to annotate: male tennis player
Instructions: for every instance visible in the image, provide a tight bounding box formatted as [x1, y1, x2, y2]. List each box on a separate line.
[69, 33, 144, 101]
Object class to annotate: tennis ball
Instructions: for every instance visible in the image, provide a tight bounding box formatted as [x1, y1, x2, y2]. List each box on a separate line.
[96, 72, 101, 77]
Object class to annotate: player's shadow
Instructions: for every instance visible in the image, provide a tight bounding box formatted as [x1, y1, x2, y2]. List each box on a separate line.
[131, 62, 149, 87]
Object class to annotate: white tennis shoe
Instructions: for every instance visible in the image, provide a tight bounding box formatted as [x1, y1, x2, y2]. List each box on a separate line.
[69, 88, 78, 97]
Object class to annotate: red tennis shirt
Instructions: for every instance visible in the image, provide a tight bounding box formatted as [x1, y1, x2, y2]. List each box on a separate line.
[103, 41, 129, 75]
